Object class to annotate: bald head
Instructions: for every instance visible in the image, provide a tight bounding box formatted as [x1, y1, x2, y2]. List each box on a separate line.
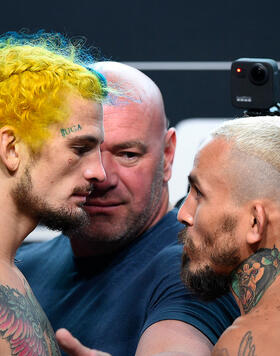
[93, 61, 168, 131]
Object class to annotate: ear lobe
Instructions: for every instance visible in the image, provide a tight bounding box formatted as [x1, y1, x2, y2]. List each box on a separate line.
[0, 127, 20, 173]
[247, 203, 266, 245]
[163, 128, 176, 182]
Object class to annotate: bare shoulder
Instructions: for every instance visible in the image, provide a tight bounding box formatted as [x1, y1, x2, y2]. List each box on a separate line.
[0, 269, 61, 355]
[212, 326, 256, 356]
[212, 313, 280, 356]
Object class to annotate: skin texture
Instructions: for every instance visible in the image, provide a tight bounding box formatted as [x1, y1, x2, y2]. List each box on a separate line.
[0, 279, 60, 355]
[178, 137, 280, 356]
[56, 62, 213, 356]
[68, 61, 175, 256]
[178, 139, 244, 283]
[13, 96, 105, 233]
[0, 94, 105, 355]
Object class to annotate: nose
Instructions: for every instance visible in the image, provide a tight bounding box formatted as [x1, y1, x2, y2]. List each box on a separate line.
[83, 149, 106, 182]
[177, 195, 194, 226]
[91, 151, 118, 190]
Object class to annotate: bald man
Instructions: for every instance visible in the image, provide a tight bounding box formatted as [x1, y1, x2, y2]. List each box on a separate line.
[17, 62, 239, 356]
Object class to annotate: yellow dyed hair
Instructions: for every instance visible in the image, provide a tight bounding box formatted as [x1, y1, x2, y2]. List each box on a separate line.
[0, 31, 108, 152]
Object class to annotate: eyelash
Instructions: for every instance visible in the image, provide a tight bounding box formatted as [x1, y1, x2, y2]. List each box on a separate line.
[72, 146, 92, 155]
[193, 185, 202, 200]
[187, 184, 202, 201]
[118, 151, 141, 160]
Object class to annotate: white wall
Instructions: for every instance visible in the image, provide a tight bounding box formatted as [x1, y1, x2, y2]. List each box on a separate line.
[169, 118, 228, 205]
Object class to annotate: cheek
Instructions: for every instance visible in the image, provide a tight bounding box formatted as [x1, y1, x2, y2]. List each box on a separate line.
[121, 168, 154, 199]
[59, 155, 81, 174]
[193, 209, 215, 244]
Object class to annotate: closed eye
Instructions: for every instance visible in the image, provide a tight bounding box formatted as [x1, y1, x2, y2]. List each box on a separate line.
[68, 135, 100, 157]
[193, 185, 202, 200]
[72, 145, 94, 156]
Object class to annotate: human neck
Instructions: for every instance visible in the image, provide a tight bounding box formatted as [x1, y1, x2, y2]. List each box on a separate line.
[231, 246, 280, 314]
[0, 194, 37, 263]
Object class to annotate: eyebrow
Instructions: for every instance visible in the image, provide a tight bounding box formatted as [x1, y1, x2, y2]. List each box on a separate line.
[66, 135, 102, 146]
[112, 141, 147, 153]
[188, 173, 202, 189]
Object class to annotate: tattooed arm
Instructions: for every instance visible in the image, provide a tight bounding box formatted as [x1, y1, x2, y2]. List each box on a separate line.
[0, 281, 61, 356]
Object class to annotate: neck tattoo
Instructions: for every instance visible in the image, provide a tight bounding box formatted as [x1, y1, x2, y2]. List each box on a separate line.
[231, 246, 280, 314]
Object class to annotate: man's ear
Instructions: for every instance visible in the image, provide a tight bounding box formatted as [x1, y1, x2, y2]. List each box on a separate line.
[0, 126, 20, 173]
[163, 128, 176, 183]
[247, 203, 266, 245]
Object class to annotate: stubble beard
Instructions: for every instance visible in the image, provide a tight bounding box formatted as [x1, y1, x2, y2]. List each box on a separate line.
[179, 215, 241, 301]
[12, 167, 90, 233]
[67, 157, 165, 248]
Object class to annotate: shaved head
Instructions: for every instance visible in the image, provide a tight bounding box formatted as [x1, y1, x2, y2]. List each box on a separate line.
[223, 144, 280, 205]
[93, 61, 168, 132]
[210, 116, 280, 206]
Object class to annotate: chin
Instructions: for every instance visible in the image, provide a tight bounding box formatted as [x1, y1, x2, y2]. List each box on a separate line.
[181, 255, 231, 301]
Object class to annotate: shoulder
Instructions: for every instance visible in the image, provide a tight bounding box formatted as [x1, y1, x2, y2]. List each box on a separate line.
[212, 313, 280, 356]
[212, 318, 251, 356]
[141, 243, 239, 344]
[147, 208, 182, 240]
[16, 234, 69, 265]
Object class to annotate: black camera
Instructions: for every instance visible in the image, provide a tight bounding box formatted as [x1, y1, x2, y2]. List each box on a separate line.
[231, 58, 280, 115]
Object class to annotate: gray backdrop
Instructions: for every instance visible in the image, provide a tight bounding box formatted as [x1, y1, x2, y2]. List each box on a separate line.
[2, 0, 280, 126]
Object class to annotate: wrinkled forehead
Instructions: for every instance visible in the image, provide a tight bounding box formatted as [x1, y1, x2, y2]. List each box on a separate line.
[102, 99, 165, 142]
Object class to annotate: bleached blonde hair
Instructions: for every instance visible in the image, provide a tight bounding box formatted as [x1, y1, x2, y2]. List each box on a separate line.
[211, 116, 280, 203]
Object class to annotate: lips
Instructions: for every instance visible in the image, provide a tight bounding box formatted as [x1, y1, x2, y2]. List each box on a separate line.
[85, 200, 122, 207]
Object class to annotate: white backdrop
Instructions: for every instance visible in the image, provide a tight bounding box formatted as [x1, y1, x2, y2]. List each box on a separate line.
[169, 118, 228, 205]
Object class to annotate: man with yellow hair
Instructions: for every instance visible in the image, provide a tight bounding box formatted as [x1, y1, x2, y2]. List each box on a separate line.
[0, 31, 107, 355]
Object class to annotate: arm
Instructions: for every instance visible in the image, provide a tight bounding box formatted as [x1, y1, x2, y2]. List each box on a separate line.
[55, 322, 212, 356]
[135, 320, 213, 356]
[134, 246, 238, 356]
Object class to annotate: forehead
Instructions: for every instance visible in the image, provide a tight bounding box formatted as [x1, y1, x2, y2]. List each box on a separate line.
[102, 100, 163, 143]
[67, 96, 103, 126]
[47, 96, 104, 145]
[192, 138, 232, 190]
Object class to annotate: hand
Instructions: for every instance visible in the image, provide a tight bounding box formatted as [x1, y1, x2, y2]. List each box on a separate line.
[56, 328, 111, 356]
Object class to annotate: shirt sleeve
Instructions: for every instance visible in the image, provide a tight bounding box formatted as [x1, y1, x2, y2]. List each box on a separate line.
[141, 245, 240, 344]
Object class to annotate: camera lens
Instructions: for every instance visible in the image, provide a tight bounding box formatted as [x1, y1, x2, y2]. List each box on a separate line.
[250, 63, 269, 85]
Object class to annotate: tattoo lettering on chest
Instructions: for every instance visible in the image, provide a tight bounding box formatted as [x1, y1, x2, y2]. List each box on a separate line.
[231, 246, 280, 313]
[0, 282, 61, 355]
